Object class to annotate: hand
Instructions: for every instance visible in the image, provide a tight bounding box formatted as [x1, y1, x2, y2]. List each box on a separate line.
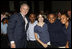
[42, 43, 48, 48]
[65, 44, 69, 48]
[11, 43, 16, 48]
[65, 41, 69, 48]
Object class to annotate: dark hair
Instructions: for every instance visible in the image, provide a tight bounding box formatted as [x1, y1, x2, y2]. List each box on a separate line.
[61, 12, 69, 18]
[36, 14, 45, 22]
[47, 12, 57, 18]
[61, 13, 70, 21]
[37, 14, 45, 19]
[2, 18, 8, 22]
[29, 13, 36, 17]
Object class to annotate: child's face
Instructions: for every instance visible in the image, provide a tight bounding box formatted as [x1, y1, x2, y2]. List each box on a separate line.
[3, 20, 6, 23]
[60, 15, 68, 24]
[48, 14, 56, 24]
[38, 15, 44, 22]
[29, 14, 35, 22]
[3, 19, 8, 23]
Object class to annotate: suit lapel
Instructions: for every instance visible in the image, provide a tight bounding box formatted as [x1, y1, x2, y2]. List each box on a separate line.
[17, 13, 29, 32]
[17, 13, 25, 23]
[26, 23, 29, 32]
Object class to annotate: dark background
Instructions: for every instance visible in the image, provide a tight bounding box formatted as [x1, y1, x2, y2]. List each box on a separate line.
[1, 0, 71, 14]
[0, 0, 71, 48]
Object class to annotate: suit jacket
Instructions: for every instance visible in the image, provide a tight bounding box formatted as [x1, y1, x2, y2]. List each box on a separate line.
[7, 13, 29, 48]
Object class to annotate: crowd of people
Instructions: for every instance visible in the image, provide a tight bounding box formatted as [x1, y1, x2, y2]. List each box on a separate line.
[1, 2, 71, 48]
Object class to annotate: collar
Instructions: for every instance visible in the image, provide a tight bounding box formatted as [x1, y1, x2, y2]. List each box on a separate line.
[20, 12, 25, 18]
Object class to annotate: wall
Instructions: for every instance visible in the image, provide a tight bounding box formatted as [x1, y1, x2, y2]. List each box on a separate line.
[51, 1, 71, 11]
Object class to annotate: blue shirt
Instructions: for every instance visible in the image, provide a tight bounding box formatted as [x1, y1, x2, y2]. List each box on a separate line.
[46, 19, 67, 46]
[1, 22, 8, 34]
[27, 21, 38, 41]
[34, 23, 50, 44]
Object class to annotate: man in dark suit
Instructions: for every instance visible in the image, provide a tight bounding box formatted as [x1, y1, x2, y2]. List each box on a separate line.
[7, 3, 29, 48]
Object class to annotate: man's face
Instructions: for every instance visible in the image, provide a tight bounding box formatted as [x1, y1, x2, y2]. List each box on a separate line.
[48, 14, 56, 24]
[20, 4, 29, 16]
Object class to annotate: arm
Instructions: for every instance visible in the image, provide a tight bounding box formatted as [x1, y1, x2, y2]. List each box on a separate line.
[34, 33, 48, 48]
[66, 41, 69, 48]
[7, 14, 17, 48]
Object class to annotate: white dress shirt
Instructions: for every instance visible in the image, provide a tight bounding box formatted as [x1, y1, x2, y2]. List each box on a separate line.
[21, 13, 28, 30]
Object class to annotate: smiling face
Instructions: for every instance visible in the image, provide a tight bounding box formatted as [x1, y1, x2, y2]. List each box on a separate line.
[38, 14, 44, 22]
[20, 4, 29, 16]
[60, 14, 68, 24]
[48, 14, 56, 24]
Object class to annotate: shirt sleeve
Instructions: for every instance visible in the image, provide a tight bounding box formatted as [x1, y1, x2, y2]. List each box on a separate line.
[34, 26, 40, 38]
[7, 14, 17, 42]
[10, 41, 15, 44]
[34, 26, 38, 33]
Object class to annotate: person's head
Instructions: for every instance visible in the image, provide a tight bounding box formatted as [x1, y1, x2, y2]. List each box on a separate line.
[20, 3, 29, 16]
[1, 12, 6, 18]
[39, 10, 44, 15]
[47, 13, 56, 24]
[67, 10, 71, 17]
[1, 12, 6, 21]
[60, 14, 69, 24]
[29, 13, 36, 23]
[2, 18, 8, 24]
[37, 14, 45, 22]
[57, 12, 61, 19]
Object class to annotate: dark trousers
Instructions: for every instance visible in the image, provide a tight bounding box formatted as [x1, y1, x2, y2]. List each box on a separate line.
[50, 44, 58, 48]
[27, 40, 38, 48]
[1, 34, 10, 48]
[36, 41, 52, 48]
[50, 43, 66, 48]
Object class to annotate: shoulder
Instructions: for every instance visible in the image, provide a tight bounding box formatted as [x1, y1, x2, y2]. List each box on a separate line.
[10, 13, 17, 19]
[34, 25, 38, 31]
[44, 23, 47, 26]
[6, 23, 8, 25]
[9, 13, 20, 21]
[34, 21, 38, 24]
[35, 20, 38, 23]
[11, 13, 20, 18]
[34, 25, 38, 28]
